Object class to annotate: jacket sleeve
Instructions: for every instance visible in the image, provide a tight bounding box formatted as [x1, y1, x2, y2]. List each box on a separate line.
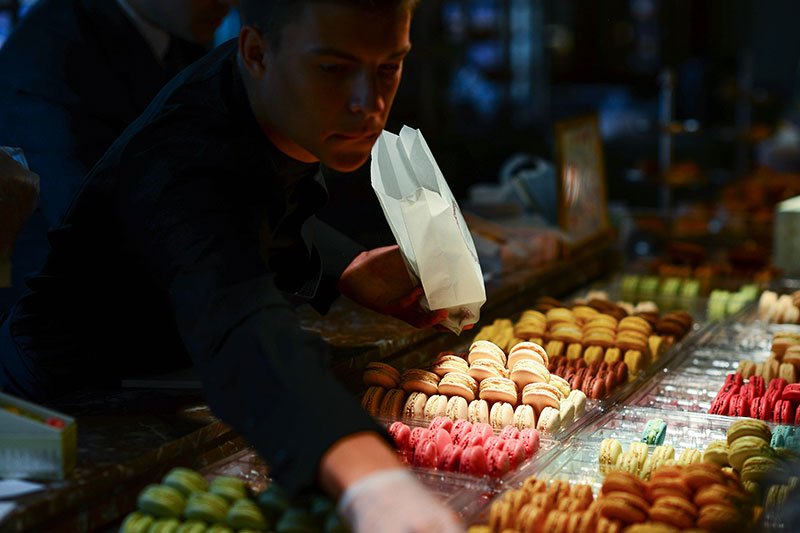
[118, 154, 388, 494]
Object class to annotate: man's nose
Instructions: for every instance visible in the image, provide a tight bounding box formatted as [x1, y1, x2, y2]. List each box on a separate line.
[348, 70, 386, 115]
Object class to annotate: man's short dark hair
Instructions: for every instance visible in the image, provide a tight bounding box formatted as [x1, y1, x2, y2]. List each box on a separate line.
[239, 0, 420, 46]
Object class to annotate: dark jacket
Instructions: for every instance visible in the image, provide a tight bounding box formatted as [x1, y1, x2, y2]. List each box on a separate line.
[0, 40, 383, 493]
[0, 0, 205, 308]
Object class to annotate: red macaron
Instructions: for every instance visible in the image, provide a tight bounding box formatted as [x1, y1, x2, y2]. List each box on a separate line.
[438, 443, 462, 471]
[709, 391, 731, 416]
[750, 397, 770, 422]
[774, 399, 793, 424]
[750, 375, 766, 397]
[728, 394, 749, 418]
[388, 422, 412, 453]
[782, 383, 800, 402]
[486, 448, 511, 477]
[414, 439, 438, 468]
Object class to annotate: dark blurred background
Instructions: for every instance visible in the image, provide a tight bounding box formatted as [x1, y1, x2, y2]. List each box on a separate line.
[3, 0, 799, 254]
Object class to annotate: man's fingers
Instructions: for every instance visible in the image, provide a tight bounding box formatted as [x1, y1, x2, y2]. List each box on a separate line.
[395, 286, 424, 309]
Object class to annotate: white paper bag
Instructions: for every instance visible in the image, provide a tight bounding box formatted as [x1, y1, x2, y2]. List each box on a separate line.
[371, 126, 486, 334]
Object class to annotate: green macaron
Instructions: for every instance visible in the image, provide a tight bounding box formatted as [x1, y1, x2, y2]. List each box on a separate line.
[209, 476, 247, 503]
[147, 518, 180, 533]
[137, 485, 186, 519]
[204, 525, 233, 533]
[119, 511, 154, 533]
[162, 467, 209, 496]
[185, 491, 230, 524]
[174, 520, 207, 533]
[226, 499, 268, 530]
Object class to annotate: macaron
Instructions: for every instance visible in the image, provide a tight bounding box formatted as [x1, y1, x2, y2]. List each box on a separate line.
[740, 455, 777, 484]
[775, 399, 793, 424]
[486, 448, 511, 477]
[137, 484, 186, 519]
[120, 512, 154, 533]
[460, 445, 487, 476]
[782, 383, 800, 401]
[438, 443, 463, 471]
[162, 467, 208, 497]
[388, 421, 412, 452]
[361, 386, 387, 416]
[403, 391, 428, 420]
[676, 448, 702, 466]
[509, 359, 550, 389]
[702, 440, 730, 467]
[184, 491, 229, 524]
[489, 401, 514, 429]
[507, 342, 549, 367]
[709, 391, 731, 416]
[430, 353, 469, 377]
[378, 388, 407, 419]
[548, 374, 571, 399]
[423, 394, 448, 420]
[519, 428, 540, 457]
[472, 422, 494, 441]
[468, 358, 507, 382]
[641, 419, 667, 446]
[445, 395, 469, 420]
[363, 362, 401, 389]
[451, 419, 473, 445]
[226, 499, 268, 531]
[429, 415, 453, 433]
[513, 404, 536, 430]
[545, 340, 565, 357]
[479, 377, 518, 405]
[400, 369, 440, 395]
[413, 439, 438, 468]
[726, 418, 771, 444]
[468, 399, 490, 424]
[522, 383, 561, 414]
[438, 371, 478, 401]
[728, 394, 749, 418]
[468, 340, 507, 366]
[749, 396, 770, 421]
[536, 406, 561, 434]
[504, 439, 526, 469]
[727, 435, 771, 470]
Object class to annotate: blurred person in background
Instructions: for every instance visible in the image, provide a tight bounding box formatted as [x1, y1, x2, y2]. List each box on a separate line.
[0, 149, 39, 298]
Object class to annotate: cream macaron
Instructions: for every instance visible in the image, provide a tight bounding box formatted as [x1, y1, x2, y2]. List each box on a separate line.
[400, 369, 440, 395]
[507, 341, 549, 368]
[509, 359, 550, 389]
[438, 372, 479, 402]
[490, 402, 515, 429]
[479, 377, 518, 406]
[468, 399, 490, 424]
[468, 340, 507, 366]
[430, 354, 470, 377]
[469, 358, 508, 382]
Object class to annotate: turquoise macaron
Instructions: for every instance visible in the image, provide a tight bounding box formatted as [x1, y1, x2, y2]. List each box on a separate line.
[641, 418, 667, 446]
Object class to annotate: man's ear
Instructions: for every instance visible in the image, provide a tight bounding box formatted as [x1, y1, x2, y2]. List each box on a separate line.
[238, 26, 267, 79]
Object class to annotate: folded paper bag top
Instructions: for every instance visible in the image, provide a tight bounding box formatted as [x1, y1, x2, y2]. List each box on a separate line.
[370, 126, 486, 334]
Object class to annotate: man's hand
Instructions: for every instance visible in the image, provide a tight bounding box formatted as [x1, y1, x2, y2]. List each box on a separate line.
[337, 245, 447, 329]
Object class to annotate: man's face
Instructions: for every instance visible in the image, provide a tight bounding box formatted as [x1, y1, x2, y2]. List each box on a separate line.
[141, 0, 236, 44]
[249, 3, 412, 172]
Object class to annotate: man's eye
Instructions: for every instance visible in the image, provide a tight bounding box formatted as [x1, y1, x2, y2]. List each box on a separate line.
[379, 63, 401, 74]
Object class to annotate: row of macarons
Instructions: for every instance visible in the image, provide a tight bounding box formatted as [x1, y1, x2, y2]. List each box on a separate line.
[120, 468, 347, 533]
[709, 372, 800, 423]
[470, 462, 753, 533]
[388, 417, 541, 477]
[362, 384, 587, 434]
[758, 290, 800, 324]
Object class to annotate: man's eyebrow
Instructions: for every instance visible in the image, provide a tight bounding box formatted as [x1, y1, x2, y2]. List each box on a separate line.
[309, 45, 412, 61]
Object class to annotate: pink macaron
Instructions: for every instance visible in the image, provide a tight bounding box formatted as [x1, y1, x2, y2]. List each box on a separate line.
[409, 427, 431, 451]
[438, 443, 463, 471]
[499, 426, 521, 441]
[472, 422, 494, 442]
[459, 445, 487, 476]
[414, 439, 438, 468]
[484, 435, 506, 452]
[427, 427, 453, 454]
[505, 439, 526, 469]
[388, 422, 412, 453]
[451, 419, 473, 445]
[486, 448, 510, 477]
[519, 428, 540, 458]
[462, 432, 486, 449]
[429, 416, 454, 433]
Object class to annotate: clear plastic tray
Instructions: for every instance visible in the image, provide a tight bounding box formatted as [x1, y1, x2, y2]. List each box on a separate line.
[630, 322, 800, 412]
[507, 406, 737, 495]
